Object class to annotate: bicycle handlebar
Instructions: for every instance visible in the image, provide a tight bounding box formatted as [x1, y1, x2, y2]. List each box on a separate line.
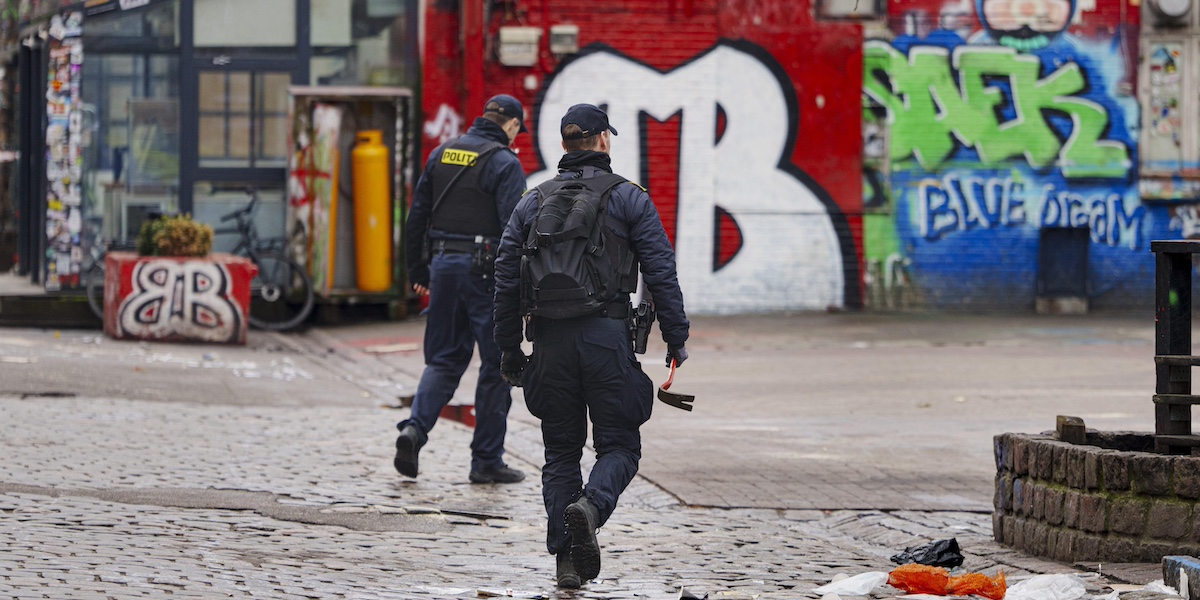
[217, 187, 260, 223]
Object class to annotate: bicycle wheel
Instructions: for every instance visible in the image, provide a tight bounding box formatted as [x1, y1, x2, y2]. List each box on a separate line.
[247, 252, 315, 331]
[84, 261, 106, 321]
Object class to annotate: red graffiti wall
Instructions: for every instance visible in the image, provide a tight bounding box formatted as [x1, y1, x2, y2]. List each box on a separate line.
[422, 0, 866, 312]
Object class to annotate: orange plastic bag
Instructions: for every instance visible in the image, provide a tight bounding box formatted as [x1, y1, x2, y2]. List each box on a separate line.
[949, 571, 1007, 600]
[889, 564, 952, 595]
[888, 564, 1007, 600]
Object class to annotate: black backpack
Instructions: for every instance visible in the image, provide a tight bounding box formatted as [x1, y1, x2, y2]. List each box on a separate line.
[520, 172, 636, 319]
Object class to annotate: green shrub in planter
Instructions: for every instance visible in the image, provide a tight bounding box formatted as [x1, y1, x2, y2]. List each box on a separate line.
[137, 214, 213, 258]
[136, 217, 165, 256]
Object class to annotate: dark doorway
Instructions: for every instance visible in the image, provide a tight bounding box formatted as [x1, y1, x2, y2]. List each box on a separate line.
[1037, 227, 1090, 298]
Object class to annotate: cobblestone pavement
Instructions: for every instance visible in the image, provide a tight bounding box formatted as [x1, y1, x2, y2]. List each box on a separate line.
[313, 313, 1157, 512]
[0, 314, 1160, 598]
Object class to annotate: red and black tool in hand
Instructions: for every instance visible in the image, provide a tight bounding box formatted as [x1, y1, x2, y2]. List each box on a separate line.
[657, 358, 695, 411]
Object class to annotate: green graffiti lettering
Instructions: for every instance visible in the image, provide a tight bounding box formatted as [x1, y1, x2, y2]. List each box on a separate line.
[958, 49, 1063, 166]
[863, 41, 1130, 179]
[864, 44, 962, 166]
[1049, 95, 1132, 178]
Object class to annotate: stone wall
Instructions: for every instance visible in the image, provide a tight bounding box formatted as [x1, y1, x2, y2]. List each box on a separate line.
[994, 431, 1200, 562]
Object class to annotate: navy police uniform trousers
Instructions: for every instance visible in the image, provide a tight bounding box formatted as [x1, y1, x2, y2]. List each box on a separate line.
[521, 315, 655, 555]
[399, 250, 511, 473]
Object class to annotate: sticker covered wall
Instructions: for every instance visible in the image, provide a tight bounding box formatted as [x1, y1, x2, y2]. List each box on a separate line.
[863, 0, 1163, 309]
[43, 10, 84, 292]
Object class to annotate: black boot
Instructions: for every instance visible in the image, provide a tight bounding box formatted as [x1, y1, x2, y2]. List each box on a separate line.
[393, 424, 423, 478]
[555, 552, 581, 589]
[564, 496, 601, 581]
[469, 464, 526, 484]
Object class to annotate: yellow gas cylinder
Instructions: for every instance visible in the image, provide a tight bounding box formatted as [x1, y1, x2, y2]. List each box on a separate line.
[351, 130, 392, 292]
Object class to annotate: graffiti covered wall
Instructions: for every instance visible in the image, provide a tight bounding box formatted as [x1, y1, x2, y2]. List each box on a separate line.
[864, 0, 1163, 309]
[422, 0, 1167, 313]
[421, 1, 864, 314]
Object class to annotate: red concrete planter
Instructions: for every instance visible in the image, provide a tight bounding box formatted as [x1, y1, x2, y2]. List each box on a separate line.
[103, 252, 258, 344]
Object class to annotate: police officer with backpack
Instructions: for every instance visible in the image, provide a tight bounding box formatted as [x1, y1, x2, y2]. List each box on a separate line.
[393, 95, 528, 485]
[493, 103, 690, 588]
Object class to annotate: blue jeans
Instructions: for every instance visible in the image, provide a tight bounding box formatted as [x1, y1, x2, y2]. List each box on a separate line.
[398, 251, 512, 473]
[521, 316, 654, 555]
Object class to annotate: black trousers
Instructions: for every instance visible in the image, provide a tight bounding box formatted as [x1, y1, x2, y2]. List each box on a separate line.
[521, 316, 654, 555]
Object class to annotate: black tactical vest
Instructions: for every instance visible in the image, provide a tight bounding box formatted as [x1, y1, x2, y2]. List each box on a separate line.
[428, 137, 509, 238]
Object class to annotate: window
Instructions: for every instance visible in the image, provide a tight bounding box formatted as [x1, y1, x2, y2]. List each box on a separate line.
[84, 0, 178, 49]
[194, 0, 296, 47]
[198, 71, 290, 168]
[82, 55, 179, 173]
[309, 0, 418, 86]
[79, 1, 181, 243]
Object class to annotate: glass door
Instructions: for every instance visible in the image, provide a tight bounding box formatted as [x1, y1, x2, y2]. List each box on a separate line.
[177, 0, 309, 250]
[184, 59, 302, 252]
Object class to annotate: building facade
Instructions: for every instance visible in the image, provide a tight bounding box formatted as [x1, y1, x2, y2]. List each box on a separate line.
[4, 0, 1195, 313]
[422, 0, 1188, 314]
[2, 0, 417, 291]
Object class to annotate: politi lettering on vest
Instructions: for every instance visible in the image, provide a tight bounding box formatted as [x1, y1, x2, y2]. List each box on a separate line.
[441, 149, 480, 167]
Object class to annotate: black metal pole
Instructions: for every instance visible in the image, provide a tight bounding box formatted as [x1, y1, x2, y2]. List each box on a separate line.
[1153, 242, 1195, 446]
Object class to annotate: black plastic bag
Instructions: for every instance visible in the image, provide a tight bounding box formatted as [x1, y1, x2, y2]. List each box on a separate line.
[890, 538, 965, 568]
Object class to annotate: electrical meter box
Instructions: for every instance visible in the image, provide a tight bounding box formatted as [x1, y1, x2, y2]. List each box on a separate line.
[549, 24, 579, 55]
[499, 27, 541, 66]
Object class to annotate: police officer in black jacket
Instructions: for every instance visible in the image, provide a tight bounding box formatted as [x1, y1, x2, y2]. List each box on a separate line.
[394, 95, 528, 484]
[493, 104, 690, 588]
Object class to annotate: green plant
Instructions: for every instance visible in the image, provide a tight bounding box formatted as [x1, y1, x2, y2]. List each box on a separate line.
[136, 217, 165, 256]
[137, 214, 213, 258]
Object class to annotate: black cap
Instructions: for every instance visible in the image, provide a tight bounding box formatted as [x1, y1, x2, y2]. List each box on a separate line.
[560, 103, 619, 140]
[484, 94, 528, 133]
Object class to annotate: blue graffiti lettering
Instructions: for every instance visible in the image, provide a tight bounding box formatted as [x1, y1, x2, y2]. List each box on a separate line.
[917, 172, 1143, 249]
[918, 173, 1027, 240]
[1038, 187, 1145, 250]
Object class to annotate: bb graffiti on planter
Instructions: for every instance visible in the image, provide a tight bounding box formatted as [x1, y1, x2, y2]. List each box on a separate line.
[103, 252, 257, 344]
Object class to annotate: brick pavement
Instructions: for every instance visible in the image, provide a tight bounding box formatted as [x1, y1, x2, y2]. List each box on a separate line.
[0, 315, 1159, 598]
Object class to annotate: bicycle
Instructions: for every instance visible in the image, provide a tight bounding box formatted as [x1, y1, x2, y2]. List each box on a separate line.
[85, 188, 315, 332]
[214, 188, 315, 331]
[83, 236, 138, 321]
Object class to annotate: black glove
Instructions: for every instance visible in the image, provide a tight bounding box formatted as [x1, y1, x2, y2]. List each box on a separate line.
[500, 349, 527, 387]
[666, 344, 688, 368]
[408, 265, 430, 289]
